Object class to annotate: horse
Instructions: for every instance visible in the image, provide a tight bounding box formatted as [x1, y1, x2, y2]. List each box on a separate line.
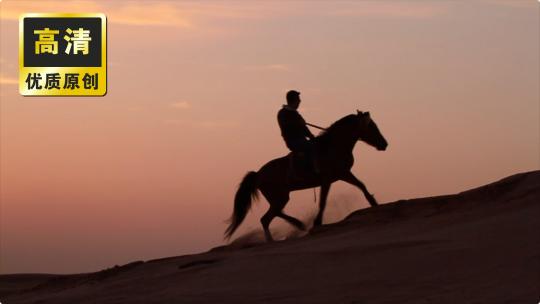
[224, 110, 388, 242]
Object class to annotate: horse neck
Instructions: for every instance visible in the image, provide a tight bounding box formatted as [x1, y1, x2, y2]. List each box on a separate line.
[326, 129, 358, 154]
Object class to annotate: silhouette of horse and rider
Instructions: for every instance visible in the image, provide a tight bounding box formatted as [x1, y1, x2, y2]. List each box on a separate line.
[225, 90, 388, 242]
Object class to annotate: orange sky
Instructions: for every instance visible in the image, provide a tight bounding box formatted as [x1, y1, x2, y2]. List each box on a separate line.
[0, 1, 538, 274]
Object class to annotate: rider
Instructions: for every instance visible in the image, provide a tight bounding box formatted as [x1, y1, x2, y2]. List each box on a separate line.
[277, 90, 318, 174]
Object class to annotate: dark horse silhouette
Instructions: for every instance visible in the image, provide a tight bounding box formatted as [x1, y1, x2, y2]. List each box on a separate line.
[225, 111, 388, 241]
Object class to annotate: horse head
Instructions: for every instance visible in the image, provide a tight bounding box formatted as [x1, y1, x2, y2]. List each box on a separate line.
[356, 110, 388, 151]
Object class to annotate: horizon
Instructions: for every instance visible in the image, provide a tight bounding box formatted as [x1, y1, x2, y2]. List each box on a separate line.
[0, 0, 538, 274]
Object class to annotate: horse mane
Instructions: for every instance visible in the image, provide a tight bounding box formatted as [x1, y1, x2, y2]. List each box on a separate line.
[316, 114, 358, 141]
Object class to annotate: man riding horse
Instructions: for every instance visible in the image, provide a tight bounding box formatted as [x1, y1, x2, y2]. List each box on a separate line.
[225, 94, 388, 241]
[277, 90, 318, 175]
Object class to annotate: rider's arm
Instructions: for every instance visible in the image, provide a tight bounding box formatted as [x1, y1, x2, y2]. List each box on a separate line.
[299, 116, 315, 140]
[304, 125, 315, 140]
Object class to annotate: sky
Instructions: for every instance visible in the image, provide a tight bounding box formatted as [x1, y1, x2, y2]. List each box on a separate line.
[0, 0, 538, 274]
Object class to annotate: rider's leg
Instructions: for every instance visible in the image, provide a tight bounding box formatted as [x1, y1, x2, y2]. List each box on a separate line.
[287, 139, 307, 177]
[306, 141, 319, 174]
[299, 140, 318, 174]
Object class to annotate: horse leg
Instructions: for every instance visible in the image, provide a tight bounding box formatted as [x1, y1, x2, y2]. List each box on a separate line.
[313, 183, 331, 227]
[260, 190, 290, 242]
[278, 212, 306, 231]
[260, 208, 277, 242]
[341, 171, 378, 207]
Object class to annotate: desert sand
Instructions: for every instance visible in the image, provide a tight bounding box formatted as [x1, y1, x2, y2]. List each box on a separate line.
[1, 170, 539, 303]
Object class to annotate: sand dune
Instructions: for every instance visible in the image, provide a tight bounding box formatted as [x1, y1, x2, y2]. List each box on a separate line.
[1, 171, 539, 303]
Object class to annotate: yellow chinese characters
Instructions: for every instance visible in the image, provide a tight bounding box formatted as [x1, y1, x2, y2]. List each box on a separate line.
[64, 28, 91, 55]
[34, 27, 60, 54]
[33, 27, 92, 55]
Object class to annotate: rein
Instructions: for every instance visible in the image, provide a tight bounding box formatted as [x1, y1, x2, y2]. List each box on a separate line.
[306, 122, 326, 131]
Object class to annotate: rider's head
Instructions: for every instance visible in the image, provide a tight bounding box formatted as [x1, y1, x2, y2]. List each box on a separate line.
[286, 90, 301, 109]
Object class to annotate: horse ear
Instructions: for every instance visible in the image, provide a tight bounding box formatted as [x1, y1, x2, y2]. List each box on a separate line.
[356, 109, 363, 115]
[361, 111, 372, 125]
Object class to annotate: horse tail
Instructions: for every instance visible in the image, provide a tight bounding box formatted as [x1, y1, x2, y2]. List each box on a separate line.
[224, 171, 259, 240]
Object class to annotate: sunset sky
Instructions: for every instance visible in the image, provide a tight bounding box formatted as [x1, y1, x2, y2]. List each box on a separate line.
[0, 1, 538, 274]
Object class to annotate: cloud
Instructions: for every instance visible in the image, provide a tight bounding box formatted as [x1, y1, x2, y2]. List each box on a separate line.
[0, 1, 280, 27]
[195, 120, 238, 129]
[127, 106, 144, 112]
[0, 1, 446, 31]
[0, 75, 18, 85]
[480, 0, 537, 9]
[163, 119, 238, 129]
[107, 3, 192, 28]
[0, 1, 101, 21]
[326, 2, 447, 19]
[244, 64, 290, 72]
[0, 1, 191, 28]
[170, 101, 191, 109]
